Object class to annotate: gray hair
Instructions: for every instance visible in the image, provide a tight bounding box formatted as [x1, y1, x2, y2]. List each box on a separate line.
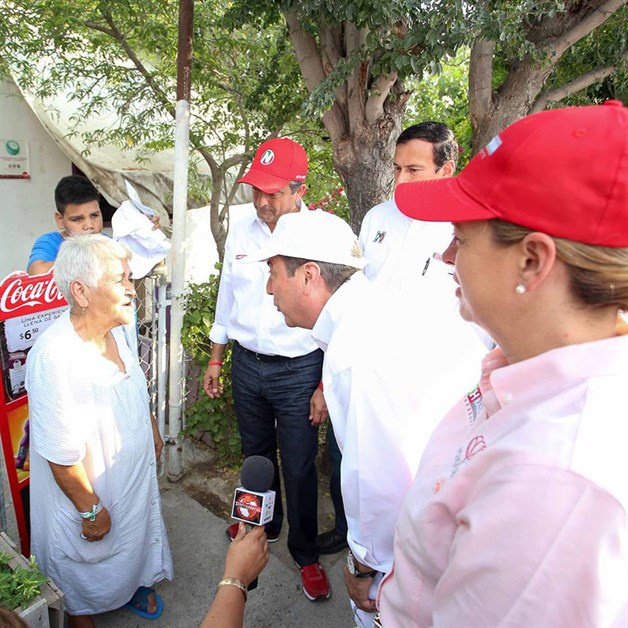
[281, 256, 359, 293]
[54, 234, 131, 306]
[288, 181, 304, 194]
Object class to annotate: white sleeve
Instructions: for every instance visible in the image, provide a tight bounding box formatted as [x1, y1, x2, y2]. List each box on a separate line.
[27, 345, 88, 465]
[209, 229, 235, 345]
[328, 364, 426, 573]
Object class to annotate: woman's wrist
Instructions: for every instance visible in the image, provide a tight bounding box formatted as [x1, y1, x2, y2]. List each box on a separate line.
[217, 577, 247, 601]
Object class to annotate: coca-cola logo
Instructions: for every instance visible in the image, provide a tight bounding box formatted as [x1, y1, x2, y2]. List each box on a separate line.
[0, 273, 67, 315]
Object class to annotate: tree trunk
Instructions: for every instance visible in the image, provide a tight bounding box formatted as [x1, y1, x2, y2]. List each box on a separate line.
[469, 0, 623, 155]
[285, 10, 409, 232]
[333, 110, 405, 232]
[471, 61, 551, 154]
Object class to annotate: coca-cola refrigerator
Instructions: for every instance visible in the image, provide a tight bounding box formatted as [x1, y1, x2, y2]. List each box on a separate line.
[0, 270, 67, 554]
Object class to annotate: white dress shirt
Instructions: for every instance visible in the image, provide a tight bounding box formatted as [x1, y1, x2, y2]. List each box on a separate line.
[311, 273, 486, 574]
[210, 208, 318, 357]
[359, 199, 454, 292]
[359, 198, 495, 349]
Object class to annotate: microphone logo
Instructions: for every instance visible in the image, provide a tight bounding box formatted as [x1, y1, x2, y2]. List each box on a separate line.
[233, 490, 263, 524]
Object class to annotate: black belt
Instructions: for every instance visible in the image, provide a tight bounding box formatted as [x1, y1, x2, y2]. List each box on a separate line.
[235, 342, 292, 363]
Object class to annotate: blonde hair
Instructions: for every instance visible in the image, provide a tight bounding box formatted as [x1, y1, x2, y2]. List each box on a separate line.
[489, 220, 628, 310]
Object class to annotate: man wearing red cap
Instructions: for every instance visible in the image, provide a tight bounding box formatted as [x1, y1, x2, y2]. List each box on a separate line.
[203, 138, 331, 601]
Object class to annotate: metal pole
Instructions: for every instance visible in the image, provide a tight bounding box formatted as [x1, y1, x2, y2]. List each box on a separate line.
[156, 274, 168, 478]
[167, 0, 193, 482]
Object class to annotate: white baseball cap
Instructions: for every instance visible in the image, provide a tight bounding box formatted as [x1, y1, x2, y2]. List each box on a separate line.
[245, 210, 366, 269]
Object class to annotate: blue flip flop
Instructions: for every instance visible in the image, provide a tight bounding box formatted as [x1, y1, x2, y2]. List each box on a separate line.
[124, 586, 164, 620]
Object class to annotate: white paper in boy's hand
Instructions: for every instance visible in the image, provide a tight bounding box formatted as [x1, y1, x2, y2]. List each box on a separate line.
[124, 179, 155, 218]
[112, 196, 171, 278]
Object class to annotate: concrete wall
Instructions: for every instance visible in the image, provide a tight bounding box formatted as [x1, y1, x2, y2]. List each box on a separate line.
[0, 78, 72, 279]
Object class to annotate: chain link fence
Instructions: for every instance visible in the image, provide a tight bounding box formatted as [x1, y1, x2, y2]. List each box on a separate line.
[134, 269, 175, 469]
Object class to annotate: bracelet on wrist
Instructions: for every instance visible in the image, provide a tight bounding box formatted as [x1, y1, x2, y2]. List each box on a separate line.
[209, 361, 223, 366]
[317, 381, 324, 392]
[217, 577, 247, 601]
[78, 501, 103, 522]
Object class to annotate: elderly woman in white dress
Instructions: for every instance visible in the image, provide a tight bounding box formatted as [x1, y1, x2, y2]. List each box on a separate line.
[25, 235, 173, 627]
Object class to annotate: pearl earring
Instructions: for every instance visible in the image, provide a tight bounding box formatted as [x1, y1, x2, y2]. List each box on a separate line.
[515, 283, 527, 295]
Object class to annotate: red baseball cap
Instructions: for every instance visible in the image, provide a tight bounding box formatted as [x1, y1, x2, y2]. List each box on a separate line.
[395, 100, 627, 247]
[239, 138, 308, 194]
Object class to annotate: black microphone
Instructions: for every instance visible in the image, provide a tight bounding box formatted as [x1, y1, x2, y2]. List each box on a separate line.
[230, 455, 276, 592]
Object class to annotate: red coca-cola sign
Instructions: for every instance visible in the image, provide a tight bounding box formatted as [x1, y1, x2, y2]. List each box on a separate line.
[0, 271, 67, 321]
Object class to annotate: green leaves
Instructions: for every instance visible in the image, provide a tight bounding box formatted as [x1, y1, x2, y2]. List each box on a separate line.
[180, 266, 241, 467]
[0, 552, 47, 611]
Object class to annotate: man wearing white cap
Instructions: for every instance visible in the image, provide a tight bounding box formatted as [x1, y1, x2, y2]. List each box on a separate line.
[203, 138, 330, 601]
[247, 210, 486, 626]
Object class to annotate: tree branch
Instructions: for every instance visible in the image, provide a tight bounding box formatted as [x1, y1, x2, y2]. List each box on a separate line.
[285, 10, 326, 92]
[530, 53, 626, 113]
[320, 20, 347, 112]
[96, 8, 221, 176]
[99, 10, 176, 118]
[364, 72, 398, 125]
[547, 0, 626, 60]
[469, 39, 495, 132]
[284, 9, 347, 141]
[346, 22, 369, 131]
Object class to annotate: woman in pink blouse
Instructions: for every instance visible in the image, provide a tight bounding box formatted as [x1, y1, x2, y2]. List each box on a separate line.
[377, 101, 627, 628]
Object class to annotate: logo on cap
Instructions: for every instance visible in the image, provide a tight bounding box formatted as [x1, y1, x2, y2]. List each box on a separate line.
[481, 135, 502, 159]
[260, 150, 275, 166]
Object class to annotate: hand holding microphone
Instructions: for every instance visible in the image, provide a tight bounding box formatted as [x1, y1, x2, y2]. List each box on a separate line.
[231, 455, 276, 526]
[224, 522, 269, 587]
[230, 455, 276, 592]
[203, 522, 269, 628]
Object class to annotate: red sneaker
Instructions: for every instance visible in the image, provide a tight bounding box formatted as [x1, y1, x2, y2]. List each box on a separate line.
[225, 523, 280, 543]
[298, 562, 331, 601]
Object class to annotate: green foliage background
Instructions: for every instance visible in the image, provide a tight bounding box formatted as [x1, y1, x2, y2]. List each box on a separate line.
[180, 265, 241, 467]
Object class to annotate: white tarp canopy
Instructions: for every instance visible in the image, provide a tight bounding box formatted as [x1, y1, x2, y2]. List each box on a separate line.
[14, 78, 251, 229]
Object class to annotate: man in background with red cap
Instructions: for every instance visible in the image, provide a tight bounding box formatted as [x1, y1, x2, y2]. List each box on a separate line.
[203, 138, 331, 601]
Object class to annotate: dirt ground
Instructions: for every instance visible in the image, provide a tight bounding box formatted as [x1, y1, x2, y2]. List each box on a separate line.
[177, 434, 338, 534]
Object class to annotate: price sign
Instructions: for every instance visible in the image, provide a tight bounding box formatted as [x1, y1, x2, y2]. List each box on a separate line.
[4, 307, 66, 353]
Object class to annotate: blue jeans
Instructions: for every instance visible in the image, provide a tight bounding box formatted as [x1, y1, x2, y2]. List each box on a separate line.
[327, 424, 348, 536]
[231, 342, 323, 566]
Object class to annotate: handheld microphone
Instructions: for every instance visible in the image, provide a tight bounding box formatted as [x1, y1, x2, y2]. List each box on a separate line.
[230, 455, 276, 592]
[231, 455, 276, 526]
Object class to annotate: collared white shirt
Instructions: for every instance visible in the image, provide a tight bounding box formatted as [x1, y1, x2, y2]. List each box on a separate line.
[210, 207, 318, 357]
[311, 273, 486, 574]
[378, 336, 628, 628]
[359, 198, 495, 349]
[359, 198, 454, 292]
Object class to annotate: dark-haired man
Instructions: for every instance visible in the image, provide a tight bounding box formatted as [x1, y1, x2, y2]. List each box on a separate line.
[359, 121, 458, 289]
[247, 210, 485, 627]
[316, 123, 462, 556]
